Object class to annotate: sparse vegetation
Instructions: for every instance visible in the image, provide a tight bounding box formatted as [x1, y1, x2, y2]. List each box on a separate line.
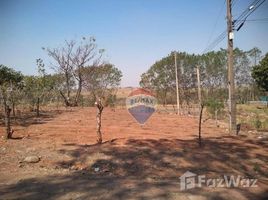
[205, 98, 224, 119]
[1, 0, 268, 199]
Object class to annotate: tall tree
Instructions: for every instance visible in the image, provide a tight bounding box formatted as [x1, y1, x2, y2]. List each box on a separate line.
[83, 64, 122, 106]
[140, 53, 176, 106]
[247, 47, 262, 66]
[233, 48, 253, 86]
[140, 51, 199, 106]
[83, 63, 122, 144]
[252, 53, 268, 92]
[23, 59, 57, 116]
[140, 48, 262, 108]
[201, 49, 227, 90]
[46, 37, 103, 106]
[0, 65, 23, 139]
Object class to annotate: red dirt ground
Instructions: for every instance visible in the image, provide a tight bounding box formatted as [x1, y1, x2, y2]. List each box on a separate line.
[0, 107, 267, 200]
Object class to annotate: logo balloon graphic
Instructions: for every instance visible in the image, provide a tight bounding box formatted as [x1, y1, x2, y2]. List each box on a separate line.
[126, 88, 157, 124]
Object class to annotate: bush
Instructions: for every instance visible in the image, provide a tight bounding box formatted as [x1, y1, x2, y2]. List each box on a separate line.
[205, 98, 224, 118]
[105, 94, 117, 107]
[253, 115, 262, 130]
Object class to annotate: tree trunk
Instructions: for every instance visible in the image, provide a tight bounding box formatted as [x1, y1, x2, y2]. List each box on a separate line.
[12, 102, 15, 117]
[66, 73, 71, 99]
[36, 97, 40, 117]
[60, 91, 71, 107]
[95, 98, 104, 144]
[198, 104, 204, 147]
[60, 71, 72, 107]
[74, 78, 82, 106]
[215, 109, 218, 127]
[4, 104, 12, 139]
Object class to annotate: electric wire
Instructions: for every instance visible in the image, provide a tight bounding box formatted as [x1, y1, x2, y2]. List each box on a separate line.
[202, 0, 266, 53]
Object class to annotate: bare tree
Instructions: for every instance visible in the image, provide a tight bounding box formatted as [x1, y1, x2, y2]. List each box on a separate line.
[46, 37, 102, 106]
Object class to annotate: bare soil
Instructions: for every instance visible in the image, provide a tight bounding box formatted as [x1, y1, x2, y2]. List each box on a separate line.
[0, 107, 267, 200]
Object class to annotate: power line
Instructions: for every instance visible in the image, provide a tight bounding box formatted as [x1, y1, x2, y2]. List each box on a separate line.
[243, 0, 266, 20]
[235, 17, 268, 21]
[233, 0, 260, 22]
[246, 20, 268, 23]
[233, 0, 266, 30]
[235, 17, 268, 22]
[202, 30, 227, 54]
[205, 0, 226, 50]
[202, 0, 267, 54]
[231, 0, 239, 8]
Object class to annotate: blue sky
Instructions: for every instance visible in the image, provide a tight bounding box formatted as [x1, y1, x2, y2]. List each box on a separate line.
[0, 0, 268, 86]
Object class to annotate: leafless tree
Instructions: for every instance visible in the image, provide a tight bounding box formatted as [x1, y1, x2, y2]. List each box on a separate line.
[46, 37, 103, 106]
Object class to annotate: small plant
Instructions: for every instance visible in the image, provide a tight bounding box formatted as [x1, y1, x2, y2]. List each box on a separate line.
[263, 119, 268, 130]
[253, 115, 262, 130]
[253, 162, 261, 173]
[204, 98, 224, 119]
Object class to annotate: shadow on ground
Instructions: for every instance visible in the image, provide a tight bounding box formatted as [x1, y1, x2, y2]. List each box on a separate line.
[0, 110, 63, 128]
[1, 136, 268, 200]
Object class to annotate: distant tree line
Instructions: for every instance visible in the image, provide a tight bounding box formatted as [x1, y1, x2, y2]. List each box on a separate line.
[140, 47, 267, 109]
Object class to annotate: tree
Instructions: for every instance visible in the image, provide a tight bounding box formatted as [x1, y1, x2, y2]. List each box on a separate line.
[95, 98, 104, 144]
[233, 48, 253, 86]
[83, 64, 122, 106]
[23, 59, 57, 116]
[200, 49, 227, 99]
[247, 47, 262, 66]
[140, 53, 177, 106]
[83, 63, 122, 144]
[0, 65, 23, 139]
[252, 53, 268, 92]
[140, 48, 263, 108]
[46, 37, 103, 106]
[140, 51, 199, 106]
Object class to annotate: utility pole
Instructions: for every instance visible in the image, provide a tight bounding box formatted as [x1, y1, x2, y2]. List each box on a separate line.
[196, 65, 202, 109]
[227, 0, 237, 134]
[174, 52, 180, 115]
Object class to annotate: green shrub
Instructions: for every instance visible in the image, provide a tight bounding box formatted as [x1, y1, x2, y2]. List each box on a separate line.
[204, 98, 224, 118]
[253, 115, 262, 130]
[105, 94, 117, 107]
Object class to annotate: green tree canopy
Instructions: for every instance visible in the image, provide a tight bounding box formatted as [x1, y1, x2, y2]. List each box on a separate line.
[140, 47, 263, 105]
[0, 65, 23, 86]
[0, 65, 23, 139]
[252, 53, 268, 92]
[0, 64, 23, 103]
[83, 64, 122, 105]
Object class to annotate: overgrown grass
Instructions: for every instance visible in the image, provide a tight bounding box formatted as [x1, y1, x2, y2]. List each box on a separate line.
[237, 104, 268, 131]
